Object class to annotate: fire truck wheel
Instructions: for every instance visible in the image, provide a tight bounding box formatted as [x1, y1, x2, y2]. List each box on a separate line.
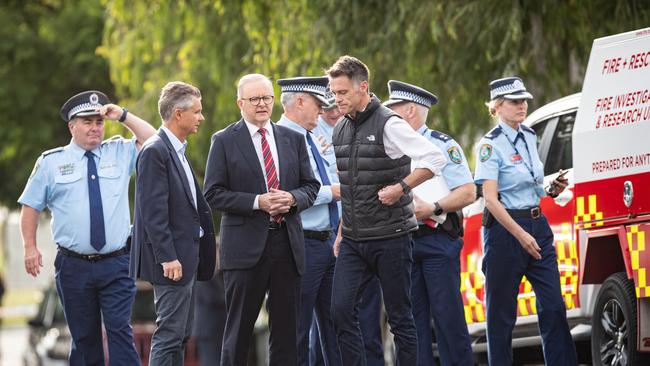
[591, 272, 650, 366]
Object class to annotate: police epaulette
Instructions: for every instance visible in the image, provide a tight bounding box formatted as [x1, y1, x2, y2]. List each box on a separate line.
[41, 146, 64, 157]
[521, 124, 536, 135]
[102, 135, 123, 145]
[430, 130, 452, 142]
[483, 126, 503, 140]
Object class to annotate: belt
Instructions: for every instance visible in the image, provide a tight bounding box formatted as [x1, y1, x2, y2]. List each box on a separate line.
[58, 244, 130, 262]
[412, 224, 439, 239]
[506, 207, 542, 219]
[268, 221, 284, 230]
[304, 230, 332, 241]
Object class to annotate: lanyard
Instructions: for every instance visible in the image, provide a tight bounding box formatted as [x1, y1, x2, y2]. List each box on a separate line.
[498, 126, 536, 183]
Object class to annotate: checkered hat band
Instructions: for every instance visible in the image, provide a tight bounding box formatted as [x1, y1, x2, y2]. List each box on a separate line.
[390, 90, 432, 107]
[281, 84, 327, 95]
[68, 102, 101, 120]
[490, 83, 525, 100]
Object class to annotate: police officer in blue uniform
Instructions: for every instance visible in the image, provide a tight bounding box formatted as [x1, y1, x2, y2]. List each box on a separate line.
[18, 90, 156, 365]
[474, 77, 576, 365]
[385, 80, 475, 366]
[276, 76, 343, 366]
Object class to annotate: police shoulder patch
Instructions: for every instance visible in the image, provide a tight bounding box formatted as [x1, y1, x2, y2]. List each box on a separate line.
[521, 124, 536, 135]
[483, 126, 503, 140]
[41, 146, 64, 157]
[447, 146, 463, 164]
[479, 144, 493, 162]
[430, 130, 451, 142]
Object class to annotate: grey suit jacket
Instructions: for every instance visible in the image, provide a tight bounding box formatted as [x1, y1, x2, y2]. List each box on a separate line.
[204, 119, 319, 275]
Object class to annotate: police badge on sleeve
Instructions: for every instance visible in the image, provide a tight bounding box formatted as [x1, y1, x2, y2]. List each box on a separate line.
[479, 144, 493, 162]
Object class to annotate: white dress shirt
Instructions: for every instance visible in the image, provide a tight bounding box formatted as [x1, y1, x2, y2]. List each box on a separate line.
[383, 116, 446, 175]
[161, 126, 197, 209]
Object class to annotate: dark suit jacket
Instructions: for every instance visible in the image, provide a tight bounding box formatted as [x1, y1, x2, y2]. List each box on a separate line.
[131, 129, 216, 285]
[204, 119, 319, 275]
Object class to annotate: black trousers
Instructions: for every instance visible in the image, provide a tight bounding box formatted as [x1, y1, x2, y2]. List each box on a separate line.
[220, 227, 301, 366]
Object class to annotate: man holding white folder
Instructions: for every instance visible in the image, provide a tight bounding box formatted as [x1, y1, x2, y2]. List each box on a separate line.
[385, 80, 476, 366]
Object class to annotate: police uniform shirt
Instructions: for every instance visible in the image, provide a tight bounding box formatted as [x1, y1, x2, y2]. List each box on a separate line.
[384, 116, 445, 175]
[18, 137, 137, 254]
[313, 116, 337, 179]
[417, 125, 473, 190]
[277, 115, 336, 231]
[474, 120, 545, 209]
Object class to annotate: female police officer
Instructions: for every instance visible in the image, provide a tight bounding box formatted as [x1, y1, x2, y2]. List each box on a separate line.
[474, 77, 577, 365]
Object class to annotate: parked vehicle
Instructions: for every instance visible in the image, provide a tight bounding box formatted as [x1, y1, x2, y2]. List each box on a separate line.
[460, 27, 650, 365]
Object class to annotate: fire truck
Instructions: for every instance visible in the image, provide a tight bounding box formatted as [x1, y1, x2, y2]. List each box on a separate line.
[461, 27, 650, 364]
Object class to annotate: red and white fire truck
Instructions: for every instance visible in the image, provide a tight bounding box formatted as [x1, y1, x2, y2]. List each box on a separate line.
[461, 27, 650, 364]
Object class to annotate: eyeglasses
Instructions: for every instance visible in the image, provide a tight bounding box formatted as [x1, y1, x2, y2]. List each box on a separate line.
[241, 95, 274, 106]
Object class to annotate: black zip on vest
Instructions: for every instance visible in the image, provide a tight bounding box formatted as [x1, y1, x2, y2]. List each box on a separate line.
[332, 94, 418, 241]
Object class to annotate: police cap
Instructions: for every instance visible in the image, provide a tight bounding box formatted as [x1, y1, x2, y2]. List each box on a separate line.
[277, 76, 330, 106]
[489, 76, 533, 101]
[383, 80, 438, 109]
[59, 90, 110, 122]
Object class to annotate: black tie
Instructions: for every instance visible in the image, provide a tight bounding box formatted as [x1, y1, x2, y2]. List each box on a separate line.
[85, 150, 106, 251]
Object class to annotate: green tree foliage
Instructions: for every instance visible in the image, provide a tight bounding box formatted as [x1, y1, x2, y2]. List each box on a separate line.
[102, 0, 650, 177]
[3, 0, 650, 207]
[0, 0, 114, 207]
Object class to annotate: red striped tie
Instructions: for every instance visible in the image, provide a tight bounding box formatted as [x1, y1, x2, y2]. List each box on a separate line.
[259, 128, 282, 222]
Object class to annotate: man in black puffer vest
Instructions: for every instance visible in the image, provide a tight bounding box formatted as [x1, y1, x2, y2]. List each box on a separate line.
[327, 56, 446, 366]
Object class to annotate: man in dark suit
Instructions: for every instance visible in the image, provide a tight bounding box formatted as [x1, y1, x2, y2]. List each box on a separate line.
[131, 81, 217, 366]
[204, 73, 320, 366]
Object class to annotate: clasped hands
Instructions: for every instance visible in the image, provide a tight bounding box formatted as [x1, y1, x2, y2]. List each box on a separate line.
[259, 188, 296, 216]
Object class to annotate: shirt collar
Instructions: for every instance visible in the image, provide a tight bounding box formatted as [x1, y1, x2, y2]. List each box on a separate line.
[416, 125, 428, 136]
[498, 120, 522, 140]
[69, 139, 101, 161]
[160, 125, 187, 154]
[278, 115, 308, 136]
[244, 119, 273, 138]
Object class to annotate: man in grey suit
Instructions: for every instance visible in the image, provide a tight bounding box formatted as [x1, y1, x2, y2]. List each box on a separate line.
[204, 73, 320, 366]
[131, 81, 217, 366]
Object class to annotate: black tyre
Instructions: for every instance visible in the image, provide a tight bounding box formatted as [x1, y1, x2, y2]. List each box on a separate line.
[591, 271, 650, 365]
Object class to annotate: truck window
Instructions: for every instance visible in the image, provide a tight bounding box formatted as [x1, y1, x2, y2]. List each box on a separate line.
[544, 112, 575, 175]
[531, 119, 550, 147]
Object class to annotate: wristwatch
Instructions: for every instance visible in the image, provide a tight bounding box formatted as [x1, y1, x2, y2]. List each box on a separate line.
[399, 180, 411, 195]
[118, 107, 129, 123]
[434, 201, 444, 216]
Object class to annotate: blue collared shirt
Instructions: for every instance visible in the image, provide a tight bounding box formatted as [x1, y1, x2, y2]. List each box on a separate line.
[18, 137, 138, 254]
[474, 120, 545, 209]
[312, 116, 337, 179]
[277, 115, 336, 231]
[417, 125, 473, 190]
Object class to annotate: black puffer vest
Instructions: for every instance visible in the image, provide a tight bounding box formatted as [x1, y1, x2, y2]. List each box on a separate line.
[333, 95, 417, 241]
